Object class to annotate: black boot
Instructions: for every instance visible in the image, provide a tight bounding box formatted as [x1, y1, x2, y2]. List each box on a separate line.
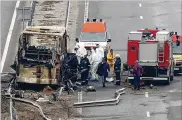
[85, 80, 88, 85]
[103, 82, 106, 87]
[115, 80, 121, 86]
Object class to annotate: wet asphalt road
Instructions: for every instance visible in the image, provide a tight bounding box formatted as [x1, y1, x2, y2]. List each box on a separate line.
[75, 1, 182, 120]
[1, 1, 31, 72]
[88, 1, 182, 62]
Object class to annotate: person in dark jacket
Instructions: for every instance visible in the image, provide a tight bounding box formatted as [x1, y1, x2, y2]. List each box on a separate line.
[114, 54, 121, 85]
[67, 53, 79, 69]
[65, 53, 79, 83]
[80, 55, 90, 85]
[133, 60, 143, 90]
[97, 58, 110, 87]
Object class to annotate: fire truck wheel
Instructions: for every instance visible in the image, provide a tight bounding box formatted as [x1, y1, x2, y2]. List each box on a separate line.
[170, 75, 174, 81]
[166, 77, 171, 85]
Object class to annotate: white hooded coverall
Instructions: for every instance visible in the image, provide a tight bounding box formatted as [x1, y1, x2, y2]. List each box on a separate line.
[96, 46, 104, 62]
[90, 48, 100, 80]
[73, 44, 87, 64]
[78, 45, 87, 56]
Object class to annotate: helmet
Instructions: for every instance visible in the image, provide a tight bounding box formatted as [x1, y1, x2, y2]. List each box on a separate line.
[102, 57, 107, 62]
[116, 54, 120, 58]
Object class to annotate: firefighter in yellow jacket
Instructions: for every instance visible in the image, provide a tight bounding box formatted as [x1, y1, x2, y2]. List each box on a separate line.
[107, 49, 116, 71]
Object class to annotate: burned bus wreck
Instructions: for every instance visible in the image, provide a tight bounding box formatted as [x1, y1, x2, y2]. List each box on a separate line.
[12, 26, 68, 90]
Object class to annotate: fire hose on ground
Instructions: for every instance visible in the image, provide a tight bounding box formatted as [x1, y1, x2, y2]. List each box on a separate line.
[6, 97, 51, 120]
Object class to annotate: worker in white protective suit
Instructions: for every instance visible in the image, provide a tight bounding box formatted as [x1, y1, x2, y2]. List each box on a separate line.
[78, 44, 87, 56]
[95, 44, 104, 62]
[72, 45, 82, 64]
[76, 44, 87, 64]
[89, 47, 100, 80]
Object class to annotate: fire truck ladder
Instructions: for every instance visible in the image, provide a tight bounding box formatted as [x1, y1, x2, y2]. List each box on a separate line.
[158, 42, 165, 63]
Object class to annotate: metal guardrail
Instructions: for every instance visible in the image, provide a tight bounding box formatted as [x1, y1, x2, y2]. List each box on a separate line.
[73, 88, 125, 108]
[28, 0, 36, 26]
[65, 1, 70, 29]
[1, 72, 16, 75]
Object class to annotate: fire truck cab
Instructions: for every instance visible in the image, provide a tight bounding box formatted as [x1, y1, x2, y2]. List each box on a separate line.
[138, 28, 159, 39]
[127, 29, 174, 85]
[75, 18, 111, 50]
[172, 34, 182, 74]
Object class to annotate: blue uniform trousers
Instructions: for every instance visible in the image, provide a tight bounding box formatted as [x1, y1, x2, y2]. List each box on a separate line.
[115, 72, 121, 80]
[134, 76, 140, 89]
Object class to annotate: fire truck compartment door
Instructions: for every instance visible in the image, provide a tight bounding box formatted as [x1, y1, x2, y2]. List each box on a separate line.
[139, 43, 158, 63]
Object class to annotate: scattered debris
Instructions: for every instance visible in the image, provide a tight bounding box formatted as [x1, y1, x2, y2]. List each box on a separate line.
[86, 86, 96, 92]
[36, 97, 49, 102]
[2, 90, 80, 120]
[106, 77, 114, 82]
[43, 86, 53, 95]
[149, 84, 154, 89]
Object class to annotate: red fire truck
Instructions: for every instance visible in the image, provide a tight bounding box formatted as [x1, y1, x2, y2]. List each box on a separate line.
[127, 29, 174, 85]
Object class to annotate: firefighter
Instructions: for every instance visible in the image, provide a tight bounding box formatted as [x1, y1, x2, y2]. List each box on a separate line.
[66, 53, 79, 83]
[114, 54, 121, 85]
[80, 55, 90, 85]
[97, 58, 110, 87]
[107, 49, 116, 71]
[133, 60, 143, 90]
